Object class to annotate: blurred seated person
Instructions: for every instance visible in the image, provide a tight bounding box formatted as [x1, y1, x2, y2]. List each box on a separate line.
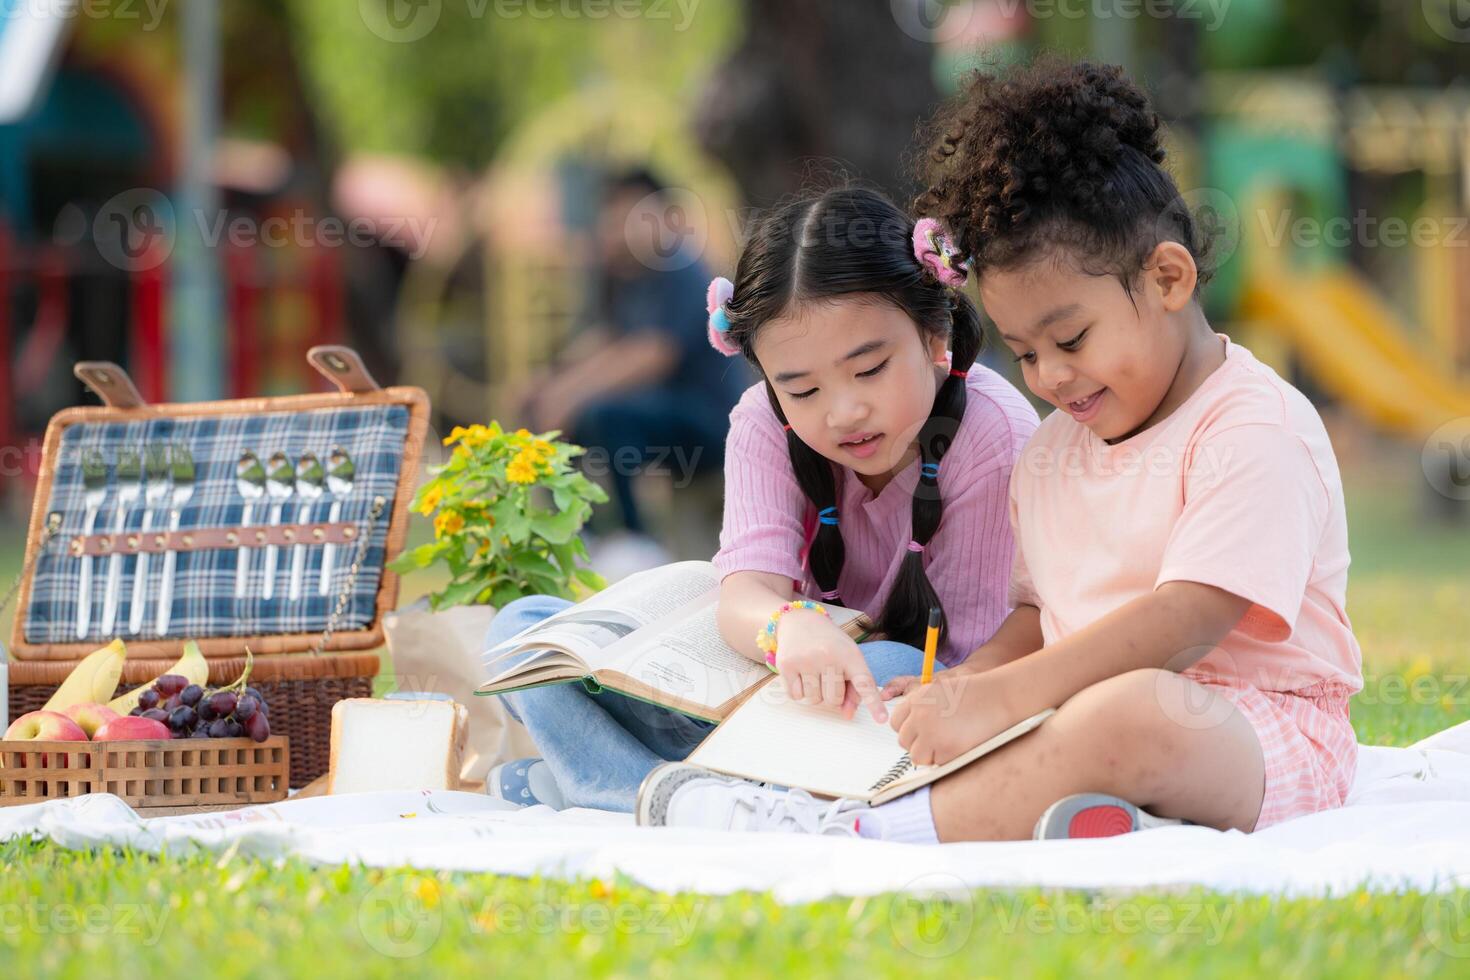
[517, 169, 748, 573]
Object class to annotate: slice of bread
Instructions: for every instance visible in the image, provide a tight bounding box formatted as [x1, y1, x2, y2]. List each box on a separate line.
[327, 698, 469, 794]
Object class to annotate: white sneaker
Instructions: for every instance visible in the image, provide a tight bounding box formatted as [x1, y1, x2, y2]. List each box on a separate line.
[1032, 793, 1185, 839]
[636, 762, 868, 836]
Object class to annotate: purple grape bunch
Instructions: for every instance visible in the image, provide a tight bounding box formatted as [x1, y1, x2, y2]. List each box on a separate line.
[128, 672, 271, 742]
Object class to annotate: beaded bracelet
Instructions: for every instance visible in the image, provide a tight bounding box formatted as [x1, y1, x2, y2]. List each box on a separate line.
[756, 599, 828, 670]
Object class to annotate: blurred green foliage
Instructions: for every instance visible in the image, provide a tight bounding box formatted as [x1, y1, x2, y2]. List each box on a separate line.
[281, 0, 740, 169]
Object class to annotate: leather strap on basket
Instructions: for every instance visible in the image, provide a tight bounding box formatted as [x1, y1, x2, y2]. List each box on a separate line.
[67, 521, 365, 557]
[307, 345, 382, 394]
[74, 362, 147, 409]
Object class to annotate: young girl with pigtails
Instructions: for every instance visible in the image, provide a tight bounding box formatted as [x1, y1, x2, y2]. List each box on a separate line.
[481, 186, 1038, 813]
[639, 60, 1365, 844]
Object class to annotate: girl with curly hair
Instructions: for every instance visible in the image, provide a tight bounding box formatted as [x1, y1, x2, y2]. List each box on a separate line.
[637, 60, 1363, 843]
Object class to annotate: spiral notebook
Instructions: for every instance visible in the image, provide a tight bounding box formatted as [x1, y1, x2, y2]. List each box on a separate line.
[686, 679, 1054, 804]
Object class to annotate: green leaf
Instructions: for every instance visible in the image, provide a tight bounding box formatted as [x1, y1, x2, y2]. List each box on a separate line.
[574, 567, 607, 591]
[433, 576, 489, 610]
[530, 508, 581, 544]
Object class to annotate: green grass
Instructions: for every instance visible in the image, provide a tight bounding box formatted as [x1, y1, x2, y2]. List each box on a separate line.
[4, 451, 1470, 977]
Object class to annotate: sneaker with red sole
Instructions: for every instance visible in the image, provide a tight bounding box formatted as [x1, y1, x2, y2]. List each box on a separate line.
[1033, 793, 1185, 840]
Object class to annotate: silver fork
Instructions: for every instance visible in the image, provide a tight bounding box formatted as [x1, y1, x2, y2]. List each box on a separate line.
[154, 442, 195, 635]
[100, 447, 141, 635]
[128, 442, 171, 635]
[75, 449, 109, 639]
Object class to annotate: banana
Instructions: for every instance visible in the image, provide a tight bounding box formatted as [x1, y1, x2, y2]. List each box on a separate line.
[41, 638, 127, 712]
[108, 639, 210, 714]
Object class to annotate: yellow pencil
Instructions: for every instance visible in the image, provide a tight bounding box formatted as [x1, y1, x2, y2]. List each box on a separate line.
[920, 607, 941, 684]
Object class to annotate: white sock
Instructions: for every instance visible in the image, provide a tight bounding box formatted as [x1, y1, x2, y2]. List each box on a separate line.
[855, 786, 939, 844]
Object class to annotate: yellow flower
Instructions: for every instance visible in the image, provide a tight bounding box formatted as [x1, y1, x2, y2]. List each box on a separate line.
[462, 425, 493, 449]
[433, 510, 465, 539]
[506, 454, 539, 485]
[513, 428, 533, 440]
[416, 484, 443, 516]
[443, 423, 493, 449]
[526, 439, 556, 464]
[475, 539, 490, 559]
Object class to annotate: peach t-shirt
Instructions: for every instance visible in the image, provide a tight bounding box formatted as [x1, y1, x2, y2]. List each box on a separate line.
[1008, 335, 1363, 695]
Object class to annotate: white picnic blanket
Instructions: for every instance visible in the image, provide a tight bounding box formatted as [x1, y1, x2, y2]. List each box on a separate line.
[4, 721, 1470, 902]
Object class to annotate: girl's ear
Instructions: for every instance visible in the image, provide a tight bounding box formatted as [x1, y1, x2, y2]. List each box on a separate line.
[1147, 241, 1198, 312]
[927, 330, 950, 364]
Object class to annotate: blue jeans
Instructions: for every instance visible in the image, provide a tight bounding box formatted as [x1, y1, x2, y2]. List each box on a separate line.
[486, 595, 945, 812]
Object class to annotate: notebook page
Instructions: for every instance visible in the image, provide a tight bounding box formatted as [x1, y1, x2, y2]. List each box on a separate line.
[687, 683, 906, 799]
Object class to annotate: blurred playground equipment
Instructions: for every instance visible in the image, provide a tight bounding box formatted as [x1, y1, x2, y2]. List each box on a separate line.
[1202, 74, 1470, 441]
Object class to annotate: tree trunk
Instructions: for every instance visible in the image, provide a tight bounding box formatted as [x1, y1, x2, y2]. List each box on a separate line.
[694, 0, 941, 209]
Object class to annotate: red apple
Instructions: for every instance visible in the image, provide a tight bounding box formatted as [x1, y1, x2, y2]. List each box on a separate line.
[4, 710, 90, 742]
[3, 710, 90, 767]
[93, 716, 171, 742]
[61, 703, 121, 739]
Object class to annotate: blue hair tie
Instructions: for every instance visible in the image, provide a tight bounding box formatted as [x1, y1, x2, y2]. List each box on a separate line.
[818, 506, 840, 526]
[709, 308, 732, 334]
[920, 462, 940, 479]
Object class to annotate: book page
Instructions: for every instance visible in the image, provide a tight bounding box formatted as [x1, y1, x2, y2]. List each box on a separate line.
[479, 561, 718, 674]
[602, 594, 771, 711]
[688, 680, 905, 799]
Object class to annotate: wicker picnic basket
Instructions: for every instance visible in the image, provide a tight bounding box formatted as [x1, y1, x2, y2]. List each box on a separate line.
[4, 346, 430, 788]
[0, 737, 290, 816]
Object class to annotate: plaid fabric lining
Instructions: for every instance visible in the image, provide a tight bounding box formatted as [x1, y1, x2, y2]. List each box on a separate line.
[23, 405, 409, 644]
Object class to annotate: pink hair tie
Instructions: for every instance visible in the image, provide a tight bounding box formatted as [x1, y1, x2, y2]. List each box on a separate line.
[818, 589, 841, 601]
[907, 541, 925, 553]
[706, 276, 740, 356]
[912, 218, 969, 288]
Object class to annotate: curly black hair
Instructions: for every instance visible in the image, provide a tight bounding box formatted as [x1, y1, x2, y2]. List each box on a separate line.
[913, 59, 1214, 292]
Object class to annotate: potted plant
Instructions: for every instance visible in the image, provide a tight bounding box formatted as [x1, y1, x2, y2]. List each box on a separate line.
[383, 423, 608, 780]
[390, 422, 608, 609]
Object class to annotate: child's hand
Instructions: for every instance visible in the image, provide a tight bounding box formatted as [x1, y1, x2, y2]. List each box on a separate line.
[774, 610, 888, 723]
[888, 673, 1005, 766]
[880, 674, 922, 701]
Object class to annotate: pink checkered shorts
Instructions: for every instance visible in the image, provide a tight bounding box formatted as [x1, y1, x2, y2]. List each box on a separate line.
[1183, 674, 1359, 831]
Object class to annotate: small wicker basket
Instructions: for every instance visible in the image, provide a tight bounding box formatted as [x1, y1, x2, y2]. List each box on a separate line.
[0, 736, 289, 816]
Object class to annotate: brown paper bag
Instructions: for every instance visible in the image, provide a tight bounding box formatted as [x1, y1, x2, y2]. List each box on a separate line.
[382, 599, 539, 783]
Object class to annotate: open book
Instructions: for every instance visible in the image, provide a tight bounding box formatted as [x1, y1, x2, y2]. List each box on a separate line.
[688, 679, 1054, 804]
[476, 561, 872, 722]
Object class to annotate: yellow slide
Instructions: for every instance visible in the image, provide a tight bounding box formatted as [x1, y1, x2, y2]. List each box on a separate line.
[1239, 269, 1470, 437]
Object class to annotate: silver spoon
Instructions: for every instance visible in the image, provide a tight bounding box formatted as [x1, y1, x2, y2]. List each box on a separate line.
[101, 446, 141, 635]
[261, 451, 294, 601]
[319, 446, 356, 596]
[234, 451, 266, 599]
[289, 452, 325, 601]
[128, 443, 171, 634]
[76, 449, 109, 638]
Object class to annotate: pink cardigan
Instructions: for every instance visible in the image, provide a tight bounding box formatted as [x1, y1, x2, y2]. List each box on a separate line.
[712, 365, 1039, 665]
